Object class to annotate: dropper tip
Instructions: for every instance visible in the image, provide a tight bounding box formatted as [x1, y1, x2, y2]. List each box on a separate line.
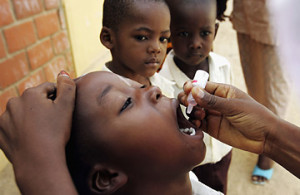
[187, 104, 193, 114]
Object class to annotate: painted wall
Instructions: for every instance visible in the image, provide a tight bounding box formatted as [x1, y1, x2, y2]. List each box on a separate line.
[63, 0, 110, 76]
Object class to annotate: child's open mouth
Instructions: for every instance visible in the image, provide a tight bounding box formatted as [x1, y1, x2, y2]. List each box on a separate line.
[176, 105, 197, 136]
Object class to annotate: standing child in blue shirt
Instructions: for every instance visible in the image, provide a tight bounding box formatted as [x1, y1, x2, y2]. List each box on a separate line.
[160, 0, 232, 193]
[99, 0, 174, 98]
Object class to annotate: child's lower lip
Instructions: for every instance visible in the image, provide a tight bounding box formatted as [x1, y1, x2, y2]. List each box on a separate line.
[145, 62, 159, 67]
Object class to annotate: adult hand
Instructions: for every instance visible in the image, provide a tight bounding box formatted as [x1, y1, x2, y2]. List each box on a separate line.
[0, 71, 77, 195]
[178, 81, 279, 154]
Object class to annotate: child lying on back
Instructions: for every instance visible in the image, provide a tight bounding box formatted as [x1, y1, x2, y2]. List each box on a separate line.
[66, 71, 222, 194]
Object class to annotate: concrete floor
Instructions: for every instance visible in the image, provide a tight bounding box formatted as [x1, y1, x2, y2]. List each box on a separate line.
[1, 0, 300, 194]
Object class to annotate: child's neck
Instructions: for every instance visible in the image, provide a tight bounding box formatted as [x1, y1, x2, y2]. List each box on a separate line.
[106, 62, 151, 87]
[174, 56, 209, 79]
[119, 172, 193, 195]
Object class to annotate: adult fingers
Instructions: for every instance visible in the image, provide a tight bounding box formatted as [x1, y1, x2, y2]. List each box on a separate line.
[20, 82, 56, 99]
[54, 71, 76, 107]
[191, 84, 238, 115]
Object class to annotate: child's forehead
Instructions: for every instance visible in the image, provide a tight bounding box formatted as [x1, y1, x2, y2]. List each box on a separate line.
[170, 0, 216, 14]
[170, 2, 216, 24]
[76, 72, 140, 94]
[123, 1, 168, 19]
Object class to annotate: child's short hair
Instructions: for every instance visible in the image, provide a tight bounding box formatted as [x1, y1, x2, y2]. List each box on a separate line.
[103, 0, 167, 31]
[166, 0, 227, 21]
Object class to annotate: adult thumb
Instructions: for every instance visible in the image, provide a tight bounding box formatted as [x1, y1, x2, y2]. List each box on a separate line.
[55, 70, 76, 108]
[191, 84, 234, 115]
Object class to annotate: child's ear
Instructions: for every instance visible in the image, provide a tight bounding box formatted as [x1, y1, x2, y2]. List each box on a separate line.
[214, 22, 219, 39]
[100, 26, 114, 49]
[89, 164, 128, 194]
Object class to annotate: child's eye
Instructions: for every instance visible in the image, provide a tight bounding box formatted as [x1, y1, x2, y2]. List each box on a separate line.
[159, 36, 169, 43]
[200, 31, 211, 37]
[120, 97, 132, 113]
[178, 32, 189, 37]
[135, 35, 148, 41]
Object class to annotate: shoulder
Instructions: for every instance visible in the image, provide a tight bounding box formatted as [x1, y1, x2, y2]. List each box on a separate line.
[150, 73, 175, 98]
[101, 63, 112, 72]
[208, 52, 232, 84]
[159, 50, 176, 80]
[209, 52, 231, 67]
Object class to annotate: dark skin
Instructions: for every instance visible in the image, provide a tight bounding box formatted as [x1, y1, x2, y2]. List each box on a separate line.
[179, 81, 300, 179]
[100, 1, 170, 87]
[0, 72, 77, 195]
[169, 0, 217, 79]
[73, 71, 206, 195]
[1, 73, 300, 194]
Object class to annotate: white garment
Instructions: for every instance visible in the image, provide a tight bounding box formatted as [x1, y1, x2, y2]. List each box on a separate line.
[102, 63, 175, 98]
[159, 50, 232, 164]
[268, 0, 300, 96]
[189, 172, 223, 195]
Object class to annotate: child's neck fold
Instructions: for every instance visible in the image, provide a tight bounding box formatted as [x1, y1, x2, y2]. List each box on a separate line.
[121, 173, 193, 195]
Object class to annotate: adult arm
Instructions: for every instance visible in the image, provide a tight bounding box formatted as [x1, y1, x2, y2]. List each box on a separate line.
[178, 81, 300, 179]
[0, 71, 78, 195]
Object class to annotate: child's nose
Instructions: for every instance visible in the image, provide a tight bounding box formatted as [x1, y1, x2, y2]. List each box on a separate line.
[146, 86, 162, 104]
[189, 35, 202, 50]
[148, 40, 161, 54]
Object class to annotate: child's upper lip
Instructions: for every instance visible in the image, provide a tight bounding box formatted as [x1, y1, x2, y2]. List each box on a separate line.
[145, 58, 160, 64]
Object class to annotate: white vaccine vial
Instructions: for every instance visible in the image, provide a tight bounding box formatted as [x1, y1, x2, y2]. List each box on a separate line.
[186, 70, 209, 114]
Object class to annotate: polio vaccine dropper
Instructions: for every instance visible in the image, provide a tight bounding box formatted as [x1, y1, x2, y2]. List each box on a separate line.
[186, 70, 209, 114]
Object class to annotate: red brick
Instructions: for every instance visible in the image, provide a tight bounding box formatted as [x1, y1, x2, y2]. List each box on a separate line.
[35, 12, 60, 38]
[44, 0, 59, 10]
[52, 31, 69, 54]
[0, 0, 14, 27]
[0, 87, 18, 115]
[27, 39, 54, 69]
[13, 0, 42, 19]
[44, 56, 66, 82]
[0, 36, 6, 59]
[0, 52, 29, 89]
[17, 69, 46, 94]
[4, 21, 36, 53]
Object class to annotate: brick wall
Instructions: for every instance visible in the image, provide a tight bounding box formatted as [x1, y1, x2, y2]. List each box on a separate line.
[0, 0, 75, 115]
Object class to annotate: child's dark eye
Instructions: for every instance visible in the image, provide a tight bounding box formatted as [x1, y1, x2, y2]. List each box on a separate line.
[178, 32, 189, 37]
[159, 36, 169, 43]
[120, 97, 132, 113]
[135, 35, 148, 41]
[140, 85, 146, 88]
[200, 31, 211, 37]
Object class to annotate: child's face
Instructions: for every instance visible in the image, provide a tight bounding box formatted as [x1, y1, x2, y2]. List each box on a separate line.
[111, 1, 170, 78]
[170, 3, 216, 66]
[75, 71, 205, 178]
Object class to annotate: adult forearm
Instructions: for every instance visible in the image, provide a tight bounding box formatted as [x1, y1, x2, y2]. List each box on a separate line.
[265, 118, 300, 179]
[14, 149, 78, 195]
